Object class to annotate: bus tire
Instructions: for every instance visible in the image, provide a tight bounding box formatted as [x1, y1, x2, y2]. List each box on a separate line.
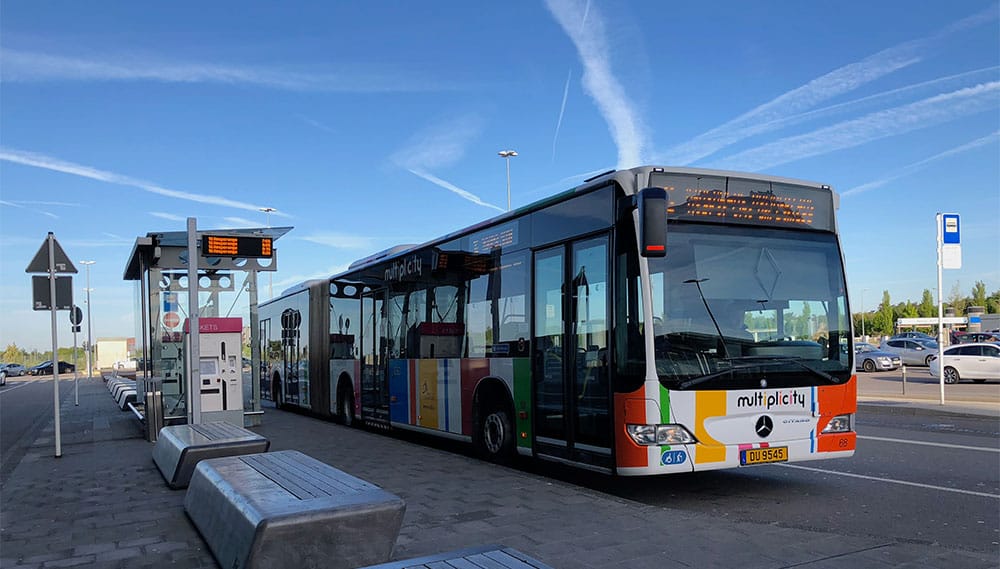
[475, 401, 515, 463]
[337, 381, 355, 427]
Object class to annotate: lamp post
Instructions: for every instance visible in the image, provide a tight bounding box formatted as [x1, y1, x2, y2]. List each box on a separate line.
[498, 150, 517, 211]
[860, 288, 868, 339]
[80, 260, 95, 379]
[259, 207, 276, 299]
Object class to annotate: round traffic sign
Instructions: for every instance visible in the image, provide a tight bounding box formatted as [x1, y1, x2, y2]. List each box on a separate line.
[163, 312, 181, 328]
[69, 305, 84, 326]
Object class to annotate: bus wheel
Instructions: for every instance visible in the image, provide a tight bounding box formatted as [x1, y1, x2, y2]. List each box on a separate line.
[475, 403, 515, 463]
[337, 384, 355, 427]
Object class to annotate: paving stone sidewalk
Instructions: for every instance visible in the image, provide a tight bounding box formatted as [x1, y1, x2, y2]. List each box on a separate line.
[1, 377, 995, 568]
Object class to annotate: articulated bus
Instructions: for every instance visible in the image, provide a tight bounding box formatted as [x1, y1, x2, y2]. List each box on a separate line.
[258, 165, 856, 475]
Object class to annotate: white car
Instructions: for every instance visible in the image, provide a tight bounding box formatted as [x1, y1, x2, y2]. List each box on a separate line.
[928, 342, 1000, 384]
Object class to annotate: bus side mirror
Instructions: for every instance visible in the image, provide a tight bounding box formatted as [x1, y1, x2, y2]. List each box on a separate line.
[637, 187, 667, 258]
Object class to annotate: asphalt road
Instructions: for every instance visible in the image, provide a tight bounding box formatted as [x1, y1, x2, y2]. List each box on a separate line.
[0, 375, 82, 482]
[3, 373, 998, 561]
[525, 404, 999, 558]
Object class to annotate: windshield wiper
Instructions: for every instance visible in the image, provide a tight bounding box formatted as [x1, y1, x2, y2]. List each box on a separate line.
[676, 356, 839, 390]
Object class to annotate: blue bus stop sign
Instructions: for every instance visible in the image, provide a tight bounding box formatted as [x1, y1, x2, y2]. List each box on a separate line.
[942, 214, 960, 244]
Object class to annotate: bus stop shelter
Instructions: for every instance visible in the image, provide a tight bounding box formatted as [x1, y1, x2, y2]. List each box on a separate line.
[123, 225, 291, 432]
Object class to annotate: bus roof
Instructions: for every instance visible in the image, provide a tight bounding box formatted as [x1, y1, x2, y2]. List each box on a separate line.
[275, 165, 835, 299]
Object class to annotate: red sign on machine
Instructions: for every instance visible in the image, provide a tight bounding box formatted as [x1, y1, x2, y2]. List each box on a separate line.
[163, 312, 181, 328]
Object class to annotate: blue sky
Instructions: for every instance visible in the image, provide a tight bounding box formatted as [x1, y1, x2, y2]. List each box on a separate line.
[1, 1, 998, 352]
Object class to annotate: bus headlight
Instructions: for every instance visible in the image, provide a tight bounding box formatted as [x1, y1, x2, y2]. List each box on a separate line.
[626, 424, 697, 446]
[821, 414, 854, 434]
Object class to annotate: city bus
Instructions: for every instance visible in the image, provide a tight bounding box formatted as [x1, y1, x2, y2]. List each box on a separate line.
[258, 165, 856, 475]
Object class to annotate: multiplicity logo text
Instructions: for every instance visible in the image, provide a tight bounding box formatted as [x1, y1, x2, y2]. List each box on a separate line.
[385, 255, 423, 282]
[736, 390, 807, 410]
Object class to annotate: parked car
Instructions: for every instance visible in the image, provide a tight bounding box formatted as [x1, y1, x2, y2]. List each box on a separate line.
[2, 363, 27, 376]
[928, 342, 1000, 384]
[28, 361, 76, 375]
[956, 332, 1000, 344]
[854, 342, 902, 372]
[890, 331, 935, 341]
[879, 338, 939, 366]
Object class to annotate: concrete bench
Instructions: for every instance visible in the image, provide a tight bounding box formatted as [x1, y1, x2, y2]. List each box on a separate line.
[153, 422, 270, 489]
[184, 450, 405, 569]
[358, 545, 554, 569]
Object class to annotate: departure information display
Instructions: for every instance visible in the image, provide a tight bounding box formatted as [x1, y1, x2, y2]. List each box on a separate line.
[201, 235, 273, 258]
[648, 172, 835, 232]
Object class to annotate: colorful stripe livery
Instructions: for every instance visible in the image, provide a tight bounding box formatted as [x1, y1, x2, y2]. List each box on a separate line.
[616, 377, 857, 475]
[374, 357, 532, 449]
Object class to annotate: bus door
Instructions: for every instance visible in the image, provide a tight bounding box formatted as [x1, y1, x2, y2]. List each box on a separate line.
[533, 236, 612, 470]
[361, 288, 390, 426]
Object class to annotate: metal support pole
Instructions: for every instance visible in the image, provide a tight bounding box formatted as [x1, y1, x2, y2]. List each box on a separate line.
[187, 217, 202, 425]
[73, 322, 79, 406]
[935, 213, 945, 405]
[901, 365, 906, 395]
[48, 234, 62, 458]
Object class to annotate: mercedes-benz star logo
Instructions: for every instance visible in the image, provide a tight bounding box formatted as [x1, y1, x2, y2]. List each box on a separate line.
[755, 415, 773, 438]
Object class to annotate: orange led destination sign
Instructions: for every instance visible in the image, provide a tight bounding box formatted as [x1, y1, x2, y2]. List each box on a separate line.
[201, 235, 273, 258]
[647, 172, 835, 232]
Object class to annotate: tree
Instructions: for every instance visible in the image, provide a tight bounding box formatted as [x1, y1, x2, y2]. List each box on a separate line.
[971, 281, 987, 308]
[917, 289, 935, 317]
[988, 289, 1000, 314]
[876, 290, 894, 334]
[947, 282, 966, 315]
[2, 343, 25, 365]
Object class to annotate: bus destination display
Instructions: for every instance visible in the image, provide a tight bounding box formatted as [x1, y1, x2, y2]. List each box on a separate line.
[201, 235, 274, 258]
[648, 172, 835, 232]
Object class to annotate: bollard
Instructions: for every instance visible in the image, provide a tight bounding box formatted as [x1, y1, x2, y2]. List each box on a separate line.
[901, 365, 906, 395]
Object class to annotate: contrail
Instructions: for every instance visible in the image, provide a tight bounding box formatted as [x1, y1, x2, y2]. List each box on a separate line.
[842, 131, 1000, 197]
[546, 0, 647, 168]
[0, 147, 291, 216]
[712, 82, 1000, 172]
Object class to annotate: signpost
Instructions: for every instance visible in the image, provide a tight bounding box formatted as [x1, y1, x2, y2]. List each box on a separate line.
[25, 233, 77, 458]
[71, 306, 83, 406]
[936, 213, 961, 405]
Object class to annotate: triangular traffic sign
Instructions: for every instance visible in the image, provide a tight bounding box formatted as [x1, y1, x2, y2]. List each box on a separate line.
[25, 233, 78, 274]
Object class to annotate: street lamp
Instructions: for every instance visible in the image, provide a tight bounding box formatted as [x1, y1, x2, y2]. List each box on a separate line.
[259, 207, 276, 298]
[860, 288, 869, 339]
[498, 150, 517, 211]
[80, 260, 95, 378]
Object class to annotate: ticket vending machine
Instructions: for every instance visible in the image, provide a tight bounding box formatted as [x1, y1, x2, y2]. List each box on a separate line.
[183, 317, 244, 426]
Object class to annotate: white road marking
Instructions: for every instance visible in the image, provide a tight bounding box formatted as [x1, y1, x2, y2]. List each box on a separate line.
[0, 382, 33, 395]
[859, 435, 999, 453]
[778, 463, 1000, 499]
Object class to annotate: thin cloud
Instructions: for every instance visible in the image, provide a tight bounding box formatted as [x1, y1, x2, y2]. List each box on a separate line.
[843, 131, 1000, 197]
[390, 114, 504, 211]
[546, 0, 647, 168]
[150, 212, 186, 222]
[297, 115, 337, 134]
[663, 7, 999, 165]
[298, 232, 378, 251]
[391, 114, 484, 171]
[408, 169, 504, 212]
[0, 199, 59, 218]
[552, 70, 573, 161]
[0, 147, 292, 216]
[222, 217, 260, 228]
[713, 82, 1000, 172]
[1, 48, 460, 93]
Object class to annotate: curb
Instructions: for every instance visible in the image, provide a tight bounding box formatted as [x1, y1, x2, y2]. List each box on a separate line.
[858, 400, 999, 420]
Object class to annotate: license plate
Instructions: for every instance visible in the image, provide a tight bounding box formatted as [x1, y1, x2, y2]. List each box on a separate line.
[740, 446, 788, 466]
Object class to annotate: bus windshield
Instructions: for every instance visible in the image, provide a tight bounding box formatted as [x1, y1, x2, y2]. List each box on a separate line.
[632, 224, 851, 390]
